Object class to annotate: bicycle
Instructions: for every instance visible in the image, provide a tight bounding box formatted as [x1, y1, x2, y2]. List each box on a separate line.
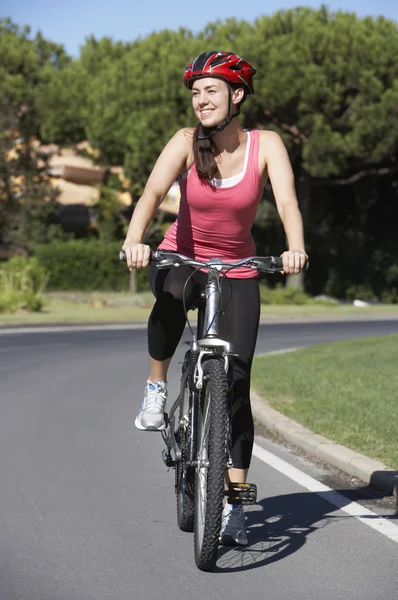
[120, 249, 287, 571]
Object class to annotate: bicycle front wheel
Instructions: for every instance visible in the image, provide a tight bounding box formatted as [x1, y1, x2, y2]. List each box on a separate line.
[194, 357, 228, 571]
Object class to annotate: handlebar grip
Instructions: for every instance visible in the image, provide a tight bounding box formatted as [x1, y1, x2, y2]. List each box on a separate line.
[271, 257, 310, 271]
[119, 249, 166, 265]
[273, 257, 283, 269]
[119, 250, 156, 261]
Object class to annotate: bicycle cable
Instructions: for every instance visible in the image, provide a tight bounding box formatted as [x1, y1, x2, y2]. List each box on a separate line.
[181, 259, 255, 340]
[182, 265, 203, 341]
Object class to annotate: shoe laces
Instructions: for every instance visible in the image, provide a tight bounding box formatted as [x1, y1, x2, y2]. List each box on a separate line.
[145, 382, 167, 412]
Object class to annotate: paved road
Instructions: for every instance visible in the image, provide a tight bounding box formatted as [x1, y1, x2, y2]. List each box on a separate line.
[1, 322, 398, 599]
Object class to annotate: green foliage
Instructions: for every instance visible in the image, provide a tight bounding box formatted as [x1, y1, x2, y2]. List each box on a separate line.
[93, 185, 129, 243]
[259, 283, 339, 305]
[244, 8, 398, 177]
[34, 240, 150, 291]
[345, 284, 378, 302]
[36, 62, 87, 144]
[0, 256, 48, 312]
[0, 18, 70, 138]
[83, 29, 198, 185]
[0, 290, 44, 313]
[0, 20, 72, 254]
[0, 127, 68, 254]
[80, 36, 131, 77]
[105, 173, 123, 191]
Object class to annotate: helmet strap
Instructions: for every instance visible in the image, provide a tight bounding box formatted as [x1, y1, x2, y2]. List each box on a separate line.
[195, 85, 240, 141]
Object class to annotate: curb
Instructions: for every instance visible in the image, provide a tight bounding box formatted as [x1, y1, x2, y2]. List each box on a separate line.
[251, 390, 398, 497]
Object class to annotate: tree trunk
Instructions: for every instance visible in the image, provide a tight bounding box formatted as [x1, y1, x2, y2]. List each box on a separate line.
[129, 269, 137, 294]
[286, 169, 310, 289]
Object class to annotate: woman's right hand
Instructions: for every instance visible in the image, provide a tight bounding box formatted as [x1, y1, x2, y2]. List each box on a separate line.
[121, 242, 151, 270]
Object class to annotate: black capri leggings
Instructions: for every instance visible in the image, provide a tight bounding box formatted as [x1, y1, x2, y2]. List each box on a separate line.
[148, 264, 260, 470]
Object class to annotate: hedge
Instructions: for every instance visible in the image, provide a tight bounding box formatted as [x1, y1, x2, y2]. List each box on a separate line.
[34, 240, 150, 291]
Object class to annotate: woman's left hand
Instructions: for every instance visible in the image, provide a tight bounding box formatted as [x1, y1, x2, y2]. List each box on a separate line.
[280, 249, 308, 275]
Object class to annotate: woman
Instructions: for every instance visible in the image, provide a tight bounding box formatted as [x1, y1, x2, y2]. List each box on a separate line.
[122, 51, 308, 546]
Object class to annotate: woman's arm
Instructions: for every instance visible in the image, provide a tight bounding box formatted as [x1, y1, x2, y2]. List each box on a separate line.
[122, 128, 192, 269]
[261, 131, 308, 274]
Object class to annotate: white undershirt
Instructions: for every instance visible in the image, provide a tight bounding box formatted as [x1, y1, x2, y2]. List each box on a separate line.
[180, 130, 251, 187]
[210, 131, 251, 188]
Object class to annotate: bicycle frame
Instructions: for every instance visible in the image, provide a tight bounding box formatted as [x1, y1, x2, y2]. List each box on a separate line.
[162, 259, 234, 471]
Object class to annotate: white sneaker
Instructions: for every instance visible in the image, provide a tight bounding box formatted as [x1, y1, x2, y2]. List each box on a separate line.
[219, 503, 248, 546]
[134, 380, 167, 431]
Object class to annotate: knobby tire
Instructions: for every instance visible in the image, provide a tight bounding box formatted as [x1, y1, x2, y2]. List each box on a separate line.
[194, 357, 228, 571]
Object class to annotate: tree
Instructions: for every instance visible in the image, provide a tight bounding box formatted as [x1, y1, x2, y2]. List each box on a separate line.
[0, 19, 70, 139]
[240, 7, 398, 286]
[83, 29, 199, 189]
[0, 125, 64, 256]
[35, 62, 87, 144]
[0, 20, 72, 256]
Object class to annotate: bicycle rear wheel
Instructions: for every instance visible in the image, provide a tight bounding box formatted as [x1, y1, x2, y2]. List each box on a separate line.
[194, 357, 228, 571]
[176, 373, 195, 532]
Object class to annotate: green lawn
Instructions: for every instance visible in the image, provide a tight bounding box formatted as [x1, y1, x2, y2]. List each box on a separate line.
[252, 335, 398, 468]
[1, 291, 398, 326]
[0, 292, 154, 326]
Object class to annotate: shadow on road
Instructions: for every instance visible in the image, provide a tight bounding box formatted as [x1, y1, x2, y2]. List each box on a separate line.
[215, 486, 397, 572]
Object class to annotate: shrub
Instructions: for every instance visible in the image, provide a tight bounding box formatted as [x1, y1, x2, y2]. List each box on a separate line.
[259, 283, 339, 305]
[34, 240, 150, 291]
[0, 257, 48, 312]
[345, 284, 378, 302]
[260, 283, 313, 305]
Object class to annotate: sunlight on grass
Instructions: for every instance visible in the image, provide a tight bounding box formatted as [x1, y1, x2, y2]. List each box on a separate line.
[252, 335, 398, 468]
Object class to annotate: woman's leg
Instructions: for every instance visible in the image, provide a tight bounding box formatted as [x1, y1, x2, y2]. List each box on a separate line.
[148, 264, 199, 366]
[218, 277, 260, 484]
[149, 356, 173, 383]
[135, 265, 199, 431]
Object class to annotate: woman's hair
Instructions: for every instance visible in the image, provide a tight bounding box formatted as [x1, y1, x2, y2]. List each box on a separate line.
[192, 84, 247, 181]
[193, 130, 217, 180]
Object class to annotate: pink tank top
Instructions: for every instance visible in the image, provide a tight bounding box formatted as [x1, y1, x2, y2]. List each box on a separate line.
[159, 129, 263, 278]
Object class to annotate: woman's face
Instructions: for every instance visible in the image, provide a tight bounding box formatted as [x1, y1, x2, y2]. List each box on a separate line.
[191, 77, 230, 127]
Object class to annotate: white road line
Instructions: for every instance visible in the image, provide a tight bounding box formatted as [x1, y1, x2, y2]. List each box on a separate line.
[255, 347, 299, 357]
[253, 442, 398, 544]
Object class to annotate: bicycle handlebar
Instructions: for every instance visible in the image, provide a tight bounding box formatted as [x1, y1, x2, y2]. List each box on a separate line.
[119, 249, 308, 274]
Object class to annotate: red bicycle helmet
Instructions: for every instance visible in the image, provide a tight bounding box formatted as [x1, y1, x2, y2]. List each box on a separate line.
[184, 51, 256, 95]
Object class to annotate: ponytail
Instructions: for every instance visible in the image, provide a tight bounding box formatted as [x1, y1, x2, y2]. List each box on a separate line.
[192, 124, 218, 181]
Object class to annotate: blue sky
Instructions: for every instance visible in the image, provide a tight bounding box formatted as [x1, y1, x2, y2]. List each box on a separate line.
[2, 1, 397, 56]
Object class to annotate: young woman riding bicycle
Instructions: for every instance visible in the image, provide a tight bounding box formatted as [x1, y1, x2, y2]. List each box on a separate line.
[122, 51, 308, 546]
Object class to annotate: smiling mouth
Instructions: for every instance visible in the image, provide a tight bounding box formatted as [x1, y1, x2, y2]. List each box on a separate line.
[200, 109, 214, 117]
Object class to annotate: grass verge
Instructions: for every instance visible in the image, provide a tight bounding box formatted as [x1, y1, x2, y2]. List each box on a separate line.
[1, 291, 398, 326]
[0, 292, 154, 326]
[252, 335, 398, 468]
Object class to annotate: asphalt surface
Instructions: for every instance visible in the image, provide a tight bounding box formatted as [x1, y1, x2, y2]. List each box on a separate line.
[1, 321, 398, 599]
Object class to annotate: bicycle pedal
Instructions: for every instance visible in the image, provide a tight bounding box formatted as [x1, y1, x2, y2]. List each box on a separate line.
[162, 449, 175, 468]
[226, 482, 257, 505]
